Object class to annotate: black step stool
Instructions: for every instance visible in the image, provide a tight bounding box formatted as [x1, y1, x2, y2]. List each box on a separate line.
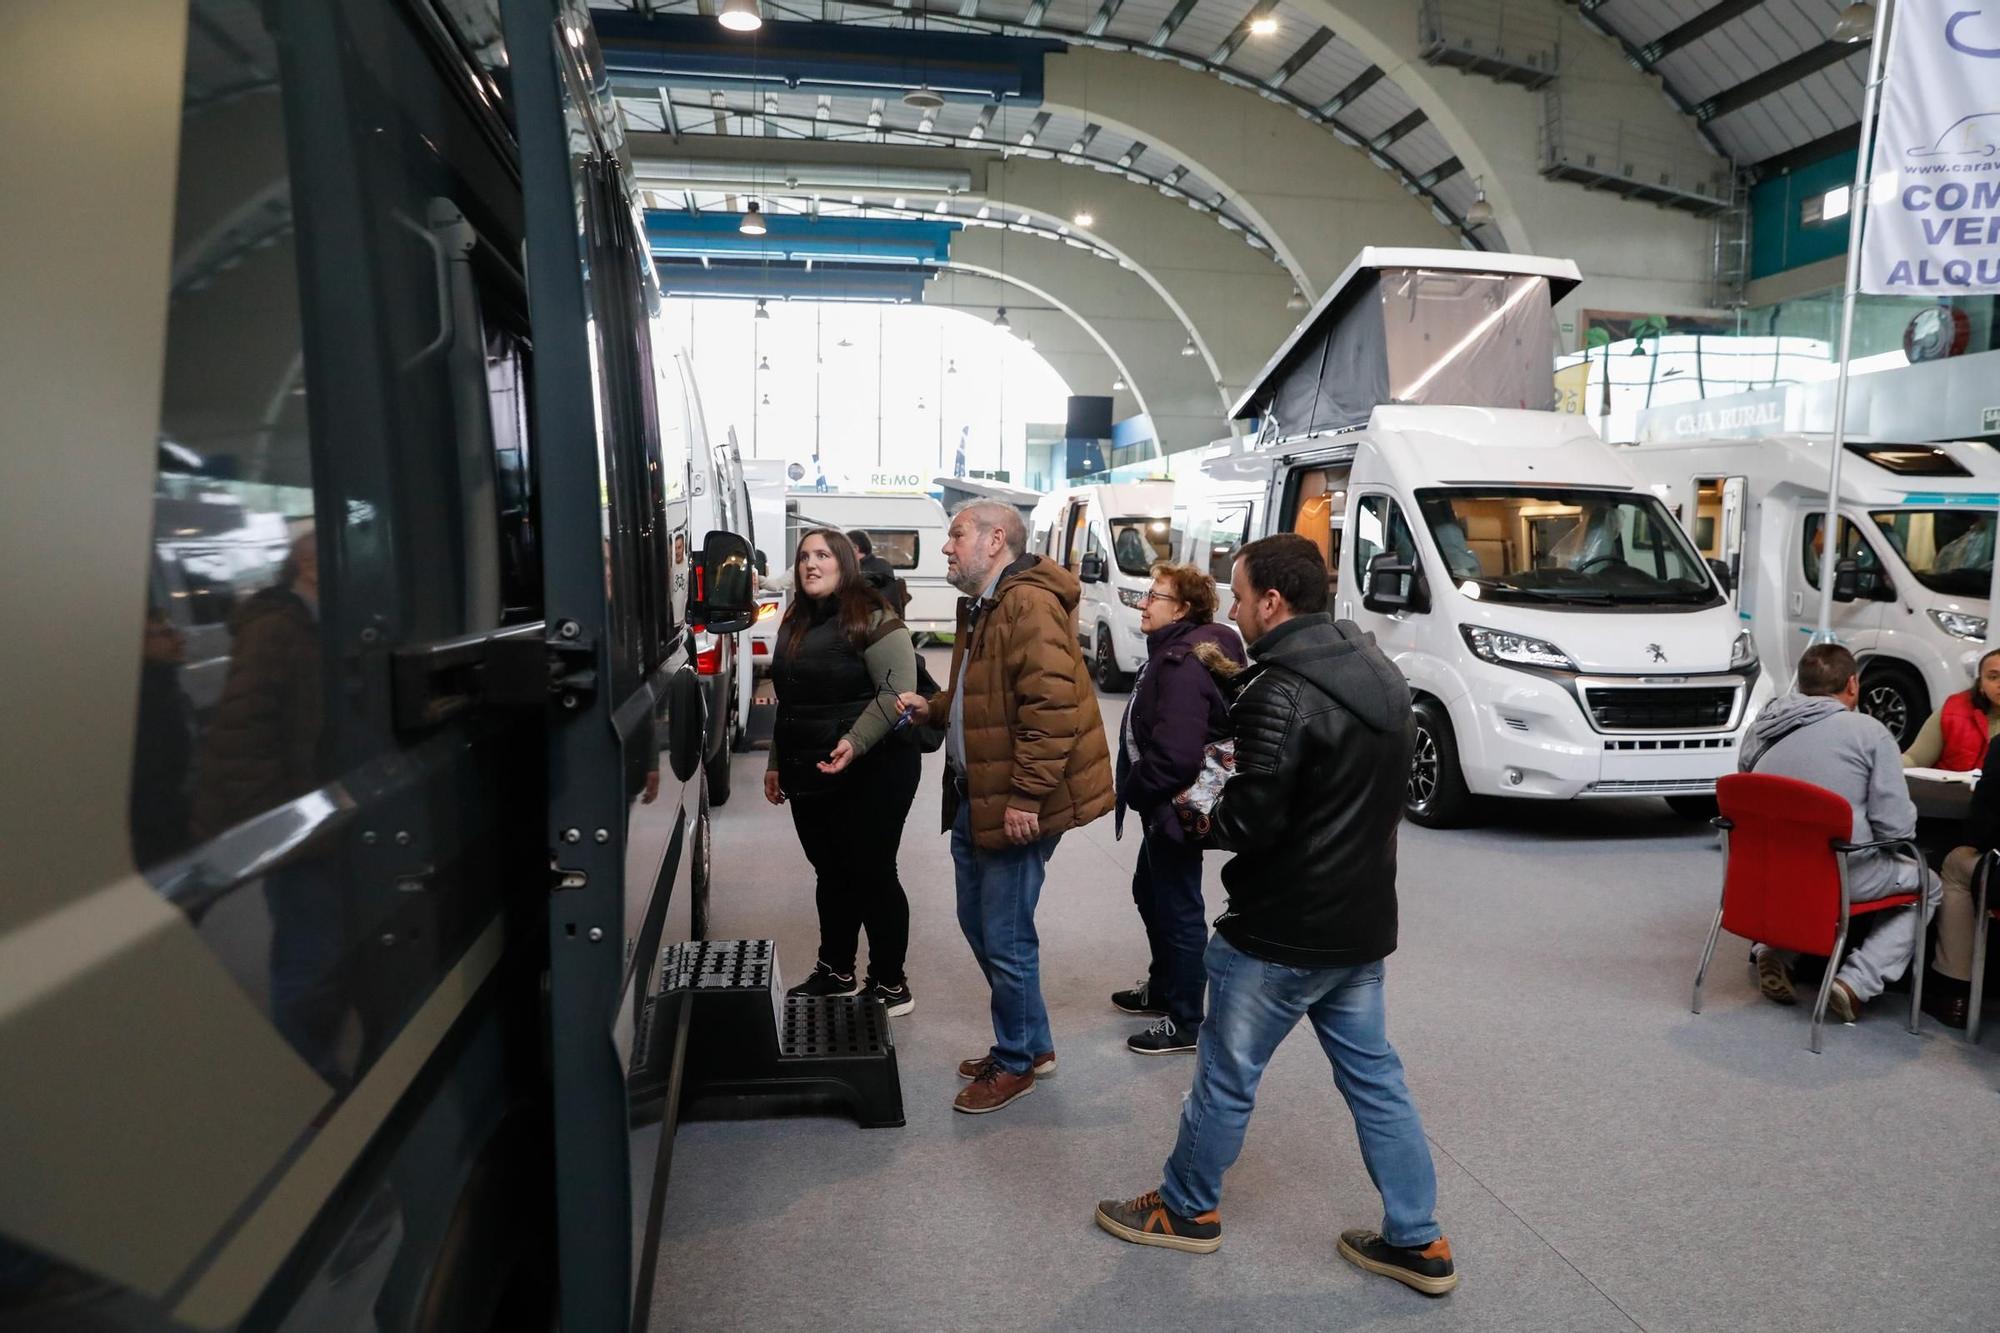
[628, 939, 903, 1129]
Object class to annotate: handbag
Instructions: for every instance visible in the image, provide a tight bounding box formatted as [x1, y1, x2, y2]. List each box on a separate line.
[1171, 738, 1236, 837]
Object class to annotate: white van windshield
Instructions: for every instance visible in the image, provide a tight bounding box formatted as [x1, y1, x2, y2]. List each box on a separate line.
[1414, 488, 1721, 608]
[1870, 509, 1993, 596]
[1110, 517, 1174, 576]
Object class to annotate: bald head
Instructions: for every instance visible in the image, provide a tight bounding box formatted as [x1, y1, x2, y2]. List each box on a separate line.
[954, 501, 1026, 558]
[943, 500, 1026, 594]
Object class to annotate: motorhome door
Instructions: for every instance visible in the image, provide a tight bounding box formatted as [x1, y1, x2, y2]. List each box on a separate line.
[1690, 475, 1748, 609]
[1786, 511, 1886, 660]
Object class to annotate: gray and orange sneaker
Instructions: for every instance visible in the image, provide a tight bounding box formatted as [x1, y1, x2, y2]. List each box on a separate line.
[1337, 1229, 1459, 1296]
[1094, 1190, 1222, 1254]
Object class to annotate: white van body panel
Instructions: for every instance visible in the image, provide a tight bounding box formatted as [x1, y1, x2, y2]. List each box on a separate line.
[741, 459, 791, 672]
[1251, 406, 1771, 802]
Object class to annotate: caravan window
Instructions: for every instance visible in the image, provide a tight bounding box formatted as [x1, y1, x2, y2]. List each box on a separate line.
[1283, 465, 1347, 576]
[870, 529, 922, 570]
[1205, 501, 1254, 583]
[1801, 515, 1883, 591]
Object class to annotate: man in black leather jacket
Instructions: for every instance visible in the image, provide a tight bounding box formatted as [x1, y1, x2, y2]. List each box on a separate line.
[1096, 534, 1457, 1297]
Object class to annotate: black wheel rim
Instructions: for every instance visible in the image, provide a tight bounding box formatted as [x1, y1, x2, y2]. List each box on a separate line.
[1863, 683, 1909, 741]
[1409, 723, 1438, 811]
[1097, 633, 1113, 681]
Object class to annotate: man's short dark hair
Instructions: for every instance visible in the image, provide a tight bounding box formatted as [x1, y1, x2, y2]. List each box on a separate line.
[1798, 643, 1859, 697]
[847, 529, 873, 556]
[1234, 533, 1329, 614]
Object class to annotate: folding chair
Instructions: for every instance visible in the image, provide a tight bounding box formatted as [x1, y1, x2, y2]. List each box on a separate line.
[1692, 772, 1929, 1053]
[1968, 850, 2000, 1043]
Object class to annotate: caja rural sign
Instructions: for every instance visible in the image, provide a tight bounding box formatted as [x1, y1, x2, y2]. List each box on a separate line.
[1862, 2, 2000, 293]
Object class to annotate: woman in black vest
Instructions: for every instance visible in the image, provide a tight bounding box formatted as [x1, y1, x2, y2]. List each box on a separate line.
[764, 528, 922, 1013]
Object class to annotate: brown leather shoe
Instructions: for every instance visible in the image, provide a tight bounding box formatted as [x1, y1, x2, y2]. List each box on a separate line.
[952, 1064, 1037, 1114]
[957, 1050, 1056, 1079]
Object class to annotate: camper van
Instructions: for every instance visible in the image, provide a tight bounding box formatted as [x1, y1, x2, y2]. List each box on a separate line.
[786, 491, 956, 635]
[1028, 482, 1177, 688]
[1623, 434, 2000, 747]
[1228, 249, 1771, 826]
[1172, 444, 1272, 631]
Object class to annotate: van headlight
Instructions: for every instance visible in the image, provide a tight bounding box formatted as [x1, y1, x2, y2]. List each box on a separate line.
[1930, 608, 1988, 640]
[1729, 630, 1758, 670]
[1118, 588, 1146, 609]
[1460, 624, 1578, 672]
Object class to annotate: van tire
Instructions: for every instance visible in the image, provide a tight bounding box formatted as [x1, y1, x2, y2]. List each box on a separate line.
[690, 784, 713, 941]
[1859, 662, 1927, 750]
[1093, 623, 1132, 692]
[1406, 698, 1472, 829]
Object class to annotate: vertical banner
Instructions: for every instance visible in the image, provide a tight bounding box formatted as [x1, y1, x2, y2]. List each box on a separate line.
[1861, 2, 2000, 293]
[1553, 361, 1590, 415]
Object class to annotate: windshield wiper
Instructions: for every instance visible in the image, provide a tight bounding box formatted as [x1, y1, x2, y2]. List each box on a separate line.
[1485, 584, 1616, 606]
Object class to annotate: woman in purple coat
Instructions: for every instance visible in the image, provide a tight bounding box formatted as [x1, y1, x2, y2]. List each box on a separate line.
[1111, 561, 1249, 1054]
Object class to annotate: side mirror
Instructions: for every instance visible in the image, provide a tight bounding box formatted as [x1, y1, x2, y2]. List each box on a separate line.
[1363, 551, 1427, 615]
[1831, 558, 1859, 603]
[1079, 552, 1108, 584]
[692, 530, 757, 632]
[1706, 557, 1733, 594]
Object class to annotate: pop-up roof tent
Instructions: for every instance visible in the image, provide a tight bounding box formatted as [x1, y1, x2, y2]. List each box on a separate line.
[1230, 248, 1582, 444]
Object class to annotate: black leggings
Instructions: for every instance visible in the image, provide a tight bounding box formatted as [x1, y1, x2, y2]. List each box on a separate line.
[788, 740, 923, 984]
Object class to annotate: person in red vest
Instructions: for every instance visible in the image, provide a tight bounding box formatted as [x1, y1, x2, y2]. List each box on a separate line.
[1908, 646, 2000, 1027]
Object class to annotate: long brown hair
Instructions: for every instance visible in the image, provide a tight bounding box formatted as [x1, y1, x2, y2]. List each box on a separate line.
[1971, 647, 2000, 714]
[779, 527, 891, 653]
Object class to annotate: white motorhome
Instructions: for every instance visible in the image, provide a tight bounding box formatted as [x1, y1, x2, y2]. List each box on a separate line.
[1623, 434, 2000, 746]
[1172, 443, 1273, 630]
[1227, 248, 1773, 826]
[786, 490, 956, 634]
[1027, 481, 1176, 688]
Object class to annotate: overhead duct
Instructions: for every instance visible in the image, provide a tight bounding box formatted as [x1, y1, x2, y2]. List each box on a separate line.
[632, 158, 973, 199]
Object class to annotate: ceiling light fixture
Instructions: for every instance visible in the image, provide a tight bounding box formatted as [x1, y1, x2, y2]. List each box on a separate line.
[1020, 333, 1036, 350]
[718, 0, 763, 33]
[754, 298, 770, 320]
[1180, 337, 1198, 358]
[760, 392, 770, 405]
[904, 85, 945, 111]
[759, 355, 770, 371]
[993, 307, 1011, 331]
[1112, 375, 1127, 391]
[947, 359, 957, 374]
[1250, 14, 1278, 36]
[1073, 208, 1095, 227]
[739, 200, 767, 236]
[1831, 2, 1876, 42]
[1464, 179, 1495, 228]
[1286, 287, 1308, 312]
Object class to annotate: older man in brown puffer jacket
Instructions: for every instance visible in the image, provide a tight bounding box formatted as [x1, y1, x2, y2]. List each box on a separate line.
[898, 501, 1114, 1114]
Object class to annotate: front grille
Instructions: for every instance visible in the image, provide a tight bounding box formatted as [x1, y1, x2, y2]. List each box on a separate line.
[1583, 686, 1737, 732]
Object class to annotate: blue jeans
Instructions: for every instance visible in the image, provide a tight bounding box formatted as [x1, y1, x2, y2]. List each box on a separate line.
[1161, 933, 1440, 1247]
[951, 801, 1058, 1075]
[1132, 825, 1206, 1030]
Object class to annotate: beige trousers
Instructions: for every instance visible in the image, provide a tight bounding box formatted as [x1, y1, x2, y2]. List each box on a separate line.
[1936, 846, 1986, 982]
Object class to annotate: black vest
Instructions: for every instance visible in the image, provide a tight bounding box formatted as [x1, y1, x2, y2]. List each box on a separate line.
[771, 600, 876, 796]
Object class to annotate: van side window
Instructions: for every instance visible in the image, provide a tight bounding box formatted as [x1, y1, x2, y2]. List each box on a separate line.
[1207, 501, 1253, 584]
[870, 530, 922, 569]
[134, 10, 330, 877]
[1353, 495, 1416, 595]
[1285, 465, 1347, 578]
[1801, 514, 1880, 590]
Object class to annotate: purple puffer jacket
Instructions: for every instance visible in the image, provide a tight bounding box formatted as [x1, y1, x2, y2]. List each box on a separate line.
[1115, 618, 1249, 842]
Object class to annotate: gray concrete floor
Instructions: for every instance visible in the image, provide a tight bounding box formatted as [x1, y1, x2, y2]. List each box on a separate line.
[648, 670, 2000, 1332]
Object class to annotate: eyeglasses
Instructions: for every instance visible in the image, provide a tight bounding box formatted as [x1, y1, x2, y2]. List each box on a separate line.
[1139, 590, 1182, 604]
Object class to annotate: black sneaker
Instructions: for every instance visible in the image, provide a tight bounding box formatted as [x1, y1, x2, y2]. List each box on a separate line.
[1127, 1016, 1197, 1055]
[1095, 1189, 1221, 1254]
[1337, 1229, 1459, 1296]
[865, 978, 915, 1017]
[786, 961, 861, 999]
[1111, 978, 1165, 1015]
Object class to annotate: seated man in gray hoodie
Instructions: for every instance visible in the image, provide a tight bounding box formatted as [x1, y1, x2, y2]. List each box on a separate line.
[1739, 643, 1941, 1022]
